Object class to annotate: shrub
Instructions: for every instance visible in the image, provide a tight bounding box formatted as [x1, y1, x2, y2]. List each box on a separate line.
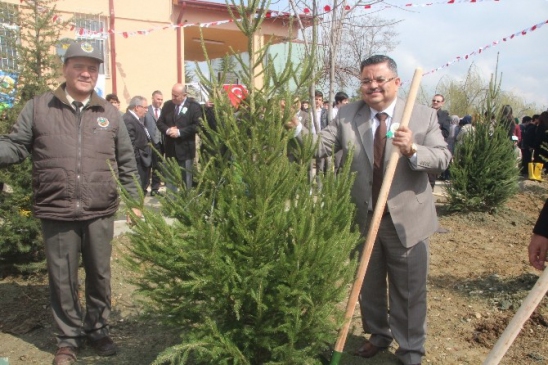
[446, 120, 519, 212]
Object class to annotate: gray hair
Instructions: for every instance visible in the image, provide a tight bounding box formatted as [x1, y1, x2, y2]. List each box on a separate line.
[128, 96, 146, 110]
[360, 55, 398, 75]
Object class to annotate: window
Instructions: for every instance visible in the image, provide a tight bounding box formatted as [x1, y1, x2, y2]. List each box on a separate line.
[0, 2, 18, 71]
[73, 15, 109, 76]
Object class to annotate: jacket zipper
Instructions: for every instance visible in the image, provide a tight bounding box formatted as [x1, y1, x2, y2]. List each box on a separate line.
[75, 106, 83, 216]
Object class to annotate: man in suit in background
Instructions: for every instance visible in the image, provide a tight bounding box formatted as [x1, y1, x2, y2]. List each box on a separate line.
[123, 96, 152, 192]
[156, 83, 202, 190]
[331, 91, 350, 173]
[431, 94, 450, 139]
[144, 90, 164, 196]
[305, 90, 329, 184]
[430, 94, 451, 184]
[289, 55, 451, 365]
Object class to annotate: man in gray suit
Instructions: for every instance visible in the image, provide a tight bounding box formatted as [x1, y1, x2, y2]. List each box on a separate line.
[289, 55, 451, 365]
[144, 90, 164, 196]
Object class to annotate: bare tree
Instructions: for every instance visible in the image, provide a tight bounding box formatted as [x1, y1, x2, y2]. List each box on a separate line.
[299, 3, 399, 101]
[317, 13, 399, 94]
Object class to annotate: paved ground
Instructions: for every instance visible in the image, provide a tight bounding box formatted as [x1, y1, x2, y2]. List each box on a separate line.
[113, 181, 451, 237]
[113, 186, 166, 237]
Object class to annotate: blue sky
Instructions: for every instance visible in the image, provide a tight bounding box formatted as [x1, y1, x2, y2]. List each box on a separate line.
[285, 0, 548, 110]
[372, 0, 548, 111]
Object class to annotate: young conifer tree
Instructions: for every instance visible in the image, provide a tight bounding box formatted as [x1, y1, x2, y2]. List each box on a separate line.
[0, 0, 68, 272]
[445, 71, 519, 212]
[123, 0, 362, 363]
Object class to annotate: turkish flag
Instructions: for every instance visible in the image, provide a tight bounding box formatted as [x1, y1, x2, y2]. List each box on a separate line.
[223, 84, 248, 107]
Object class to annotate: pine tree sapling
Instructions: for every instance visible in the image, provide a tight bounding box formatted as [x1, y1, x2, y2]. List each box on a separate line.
[0, 0, 67, 272]
[446, 120, 519, 212]
[121, 1, 362, 363]
[445, 64, 520, 213]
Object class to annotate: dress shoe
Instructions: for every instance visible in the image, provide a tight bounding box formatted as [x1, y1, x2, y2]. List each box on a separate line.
[354, 340, 387, 358]
[150, 190, 162, 197]
[89, 336, 117, 356]
[53, 346, 77, 365]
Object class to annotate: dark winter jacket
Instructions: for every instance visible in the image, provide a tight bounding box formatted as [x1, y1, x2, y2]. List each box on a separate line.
[0, 84, 140, 220]
[522, 123, 537, 149]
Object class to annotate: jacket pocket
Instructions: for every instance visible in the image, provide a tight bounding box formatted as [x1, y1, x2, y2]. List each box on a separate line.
[84, 171, 118, 210]
[33, 168, 70, 208]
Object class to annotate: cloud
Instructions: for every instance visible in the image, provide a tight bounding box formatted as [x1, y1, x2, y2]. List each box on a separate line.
[380, 0, 548, 109]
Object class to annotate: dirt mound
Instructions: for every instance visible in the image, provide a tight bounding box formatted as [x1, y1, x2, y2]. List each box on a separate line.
[1, 179, 548, 364]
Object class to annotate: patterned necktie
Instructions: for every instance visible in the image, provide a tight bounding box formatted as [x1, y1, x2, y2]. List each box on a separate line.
[372, 112, 388, 210]
[140, 119, 151, 141]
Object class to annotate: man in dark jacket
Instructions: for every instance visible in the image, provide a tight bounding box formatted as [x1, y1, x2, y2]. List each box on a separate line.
[0, 42, 141, 365]
[124, 95, 152, 191]
[431, 94, 451, 139]
[430, 94, 451, 184]
[521, 115, 537, 175]
[156, 83, 203, 190]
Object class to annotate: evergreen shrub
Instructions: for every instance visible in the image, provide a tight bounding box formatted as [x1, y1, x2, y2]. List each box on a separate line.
[0, 0, 67, 273]
[446, 120, 519, 212]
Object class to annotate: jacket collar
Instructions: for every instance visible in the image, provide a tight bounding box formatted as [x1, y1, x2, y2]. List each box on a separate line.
[53, 83, 105, 109]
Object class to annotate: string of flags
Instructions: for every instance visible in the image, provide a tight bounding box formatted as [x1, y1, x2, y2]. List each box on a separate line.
[302, 0, 500, 14]
[37, 0, 504, 39]
[49, 18, 239, 40]
[421, 19, 548, 77]
[8, 0, 546, 81]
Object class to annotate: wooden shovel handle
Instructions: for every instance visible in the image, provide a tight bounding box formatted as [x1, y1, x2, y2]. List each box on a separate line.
[483, 268, 548, 364]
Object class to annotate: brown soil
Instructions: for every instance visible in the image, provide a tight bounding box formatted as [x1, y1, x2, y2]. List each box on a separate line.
[1, 179, 548, 364]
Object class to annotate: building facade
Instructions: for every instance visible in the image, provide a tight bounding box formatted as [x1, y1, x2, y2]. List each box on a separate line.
[0, 0, 310, 109]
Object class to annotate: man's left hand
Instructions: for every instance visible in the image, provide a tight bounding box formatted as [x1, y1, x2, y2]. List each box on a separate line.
[392, 125, 414, 156]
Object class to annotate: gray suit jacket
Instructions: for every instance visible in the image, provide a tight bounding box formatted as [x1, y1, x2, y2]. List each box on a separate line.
[303, 97, 451, 247]
[144, 106, 161, 145]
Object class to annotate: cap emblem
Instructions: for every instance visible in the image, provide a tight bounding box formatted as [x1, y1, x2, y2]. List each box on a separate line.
[81, 42, 94, 53]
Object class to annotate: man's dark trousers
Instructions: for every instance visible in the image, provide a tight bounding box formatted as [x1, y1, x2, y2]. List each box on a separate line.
[42, 215, 114, 348]
[150, 141, 163, 192]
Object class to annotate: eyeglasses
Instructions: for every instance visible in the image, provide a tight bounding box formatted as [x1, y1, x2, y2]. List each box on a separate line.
[361, 76, 396, 86]
[137, 105, 148, 109]
[432, 100, 443, 103]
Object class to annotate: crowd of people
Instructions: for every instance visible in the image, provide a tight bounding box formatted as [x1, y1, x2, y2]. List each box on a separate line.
[427, 95, 548, 184]
[0, 41, 547, 365]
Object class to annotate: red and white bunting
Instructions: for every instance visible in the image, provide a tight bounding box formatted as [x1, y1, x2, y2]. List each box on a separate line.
[420, 19, 548, 78]
[65, 18, 239, 39]
[302, 0, 500, 14]
[27, 0, 503, 39]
